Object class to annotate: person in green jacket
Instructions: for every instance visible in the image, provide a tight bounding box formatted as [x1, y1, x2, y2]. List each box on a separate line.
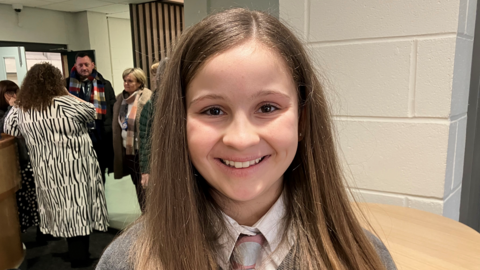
[139, 58, 168, 188]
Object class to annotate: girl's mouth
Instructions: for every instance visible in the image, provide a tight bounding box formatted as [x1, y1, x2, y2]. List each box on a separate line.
[219, 156, 268, 169]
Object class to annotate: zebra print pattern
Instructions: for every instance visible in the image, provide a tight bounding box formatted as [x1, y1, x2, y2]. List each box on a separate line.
[4, 95, 109, 238]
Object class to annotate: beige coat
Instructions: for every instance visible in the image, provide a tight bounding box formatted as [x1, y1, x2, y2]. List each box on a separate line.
[112, 88, 152, 179]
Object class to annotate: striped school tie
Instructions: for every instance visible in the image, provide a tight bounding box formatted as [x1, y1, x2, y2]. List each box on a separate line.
[230, 233, 266, 270]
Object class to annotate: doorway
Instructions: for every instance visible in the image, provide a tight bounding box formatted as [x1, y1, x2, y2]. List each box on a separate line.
[0, 41, 68, 85]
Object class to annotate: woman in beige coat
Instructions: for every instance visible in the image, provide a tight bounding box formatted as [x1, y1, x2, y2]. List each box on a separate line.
[112, 68, 152, 211]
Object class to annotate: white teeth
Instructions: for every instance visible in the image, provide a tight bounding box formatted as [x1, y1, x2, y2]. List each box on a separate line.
[223, 157, 264, 168]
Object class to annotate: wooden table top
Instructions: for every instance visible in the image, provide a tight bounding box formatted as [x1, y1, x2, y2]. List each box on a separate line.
[354, 203, 480, 270]
[0, 134, 16, 149]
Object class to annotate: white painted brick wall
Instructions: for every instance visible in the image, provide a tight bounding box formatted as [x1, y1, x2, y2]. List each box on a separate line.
[349, 188, 406, 207]
[314, 41, 411, 117]
[335, 119, 449, 198]
[451, 36, 474, 117]
[406, 196, 444, 216]
[308, 0, 459, 42]
[280, 0, 476, 220]
[415, 37, 456, 117]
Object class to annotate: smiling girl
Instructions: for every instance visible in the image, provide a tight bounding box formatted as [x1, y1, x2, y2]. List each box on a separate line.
[97, 8, 396, 270]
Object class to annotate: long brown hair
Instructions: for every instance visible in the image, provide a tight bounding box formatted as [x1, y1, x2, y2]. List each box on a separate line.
[132, 8, 386, 270]
[16, 62, 67, 111]
[0, 80, 19, 111]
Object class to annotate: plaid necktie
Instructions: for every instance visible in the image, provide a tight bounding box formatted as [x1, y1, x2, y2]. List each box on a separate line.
[230, 233, 266, 270]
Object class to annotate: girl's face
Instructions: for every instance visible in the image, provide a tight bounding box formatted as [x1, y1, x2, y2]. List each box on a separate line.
[186, 41, 299, 208]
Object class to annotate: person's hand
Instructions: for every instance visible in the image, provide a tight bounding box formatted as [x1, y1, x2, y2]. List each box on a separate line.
[141, 174, 149, 188]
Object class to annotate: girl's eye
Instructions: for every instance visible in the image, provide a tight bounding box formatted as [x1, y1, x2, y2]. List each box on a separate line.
[259, 104, 278, 113]
[203, 107, 224, 116]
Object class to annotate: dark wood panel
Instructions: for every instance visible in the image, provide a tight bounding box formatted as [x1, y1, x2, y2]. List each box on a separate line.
[158, 4, 165, 60]
[145, 3, 153, 73]
[151, 2, 160, 62]
[131, 4, 140, 70]
[130, 2, 183, 89]
[163, 4, 171, 57]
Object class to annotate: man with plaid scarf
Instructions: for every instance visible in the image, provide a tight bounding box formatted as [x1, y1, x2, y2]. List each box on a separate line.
[66, 52, 116, 183]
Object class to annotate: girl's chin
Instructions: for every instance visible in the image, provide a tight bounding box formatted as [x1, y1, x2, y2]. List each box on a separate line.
[224, 185, 280, 204]
[228, 192, 261, 203]
[213, 187, 264, 204]
[208, 177, 284, 205]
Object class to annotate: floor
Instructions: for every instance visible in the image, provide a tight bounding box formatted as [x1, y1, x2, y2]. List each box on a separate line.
[15, 174, 141, 270]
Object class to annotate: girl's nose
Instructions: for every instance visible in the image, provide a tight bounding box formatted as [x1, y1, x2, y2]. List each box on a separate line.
[222, 114, 260, 150]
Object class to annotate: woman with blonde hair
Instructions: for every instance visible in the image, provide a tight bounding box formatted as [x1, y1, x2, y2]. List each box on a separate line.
[98, 8, 396, 270]
[112, 67, 152, 211]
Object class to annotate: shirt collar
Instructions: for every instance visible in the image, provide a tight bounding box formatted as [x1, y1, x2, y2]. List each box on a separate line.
[217, 192, 287, 269]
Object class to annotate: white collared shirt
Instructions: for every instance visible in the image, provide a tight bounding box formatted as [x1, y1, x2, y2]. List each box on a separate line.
[217, 194, 295, 270]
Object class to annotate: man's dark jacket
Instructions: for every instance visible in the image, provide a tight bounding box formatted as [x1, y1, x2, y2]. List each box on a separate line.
[65, 71, 116, 175]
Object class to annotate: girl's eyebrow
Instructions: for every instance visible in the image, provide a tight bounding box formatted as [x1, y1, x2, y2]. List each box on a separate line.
[250, 90, 291, 101]
[189, 94, 225, 108]
[188, 90, 291, 108]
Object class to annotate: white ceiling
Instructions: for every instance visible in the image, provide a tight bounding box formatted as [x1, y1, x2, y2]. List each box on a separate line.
[0, 0, 158, 19]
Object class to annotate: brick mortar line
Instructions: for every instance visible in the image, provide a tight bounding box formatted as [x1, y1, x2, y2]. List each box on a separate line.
[307, 33, 457, 47]
[333, 116, 451, 124]
[349, 187, 444, 201]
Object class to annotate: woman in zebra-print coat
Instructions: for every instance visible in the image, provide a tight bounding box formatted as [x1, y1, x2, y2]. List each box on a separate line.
[4, 63, 109, 268]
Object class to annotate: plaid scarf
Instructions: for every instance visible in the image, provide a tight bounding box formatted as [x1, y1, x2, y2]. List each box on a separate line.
[68, 67, 107, 119]
[119, 91, 140, 155]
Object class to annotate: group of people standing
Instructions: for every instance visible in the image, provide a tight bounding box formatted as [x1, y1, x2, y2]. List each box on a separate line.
[0, 52, 166, 268]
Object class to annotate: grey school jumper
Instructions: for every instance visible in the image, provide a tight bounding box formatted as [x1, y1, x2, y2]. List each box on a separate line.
[96, 225, 397, 270]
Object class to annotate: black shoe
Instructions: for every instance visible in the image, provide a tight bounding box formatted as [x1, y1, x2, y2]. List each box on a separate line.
[70, 258, 97, 268]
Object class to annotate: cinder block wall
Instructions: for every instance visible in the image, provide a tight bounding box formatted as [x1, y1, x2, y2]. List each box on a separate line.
[280, 0, 476, 220]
